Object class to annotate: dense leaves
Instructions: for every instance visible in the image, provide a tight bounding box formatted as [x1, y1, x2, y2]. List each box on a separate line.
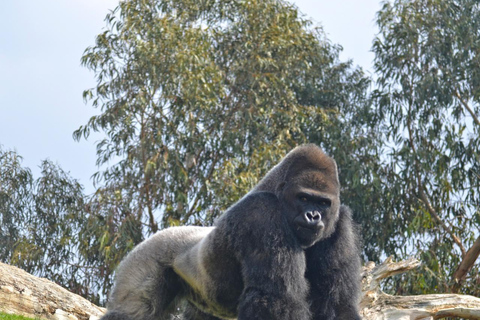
[0, 148, 96, 301]
[373, 0, 480, 295]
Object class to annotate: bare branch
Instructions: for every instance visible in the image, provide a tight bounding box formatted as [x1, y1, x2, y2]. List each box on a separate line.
[361, 258, 480, 320]
[452, 235, 480, 293]
[362, 256, 421, 293]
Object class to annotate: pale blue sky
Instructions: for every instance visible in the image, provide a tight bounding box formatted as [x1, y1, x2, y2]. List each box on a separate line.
[0, 0, 380, 194]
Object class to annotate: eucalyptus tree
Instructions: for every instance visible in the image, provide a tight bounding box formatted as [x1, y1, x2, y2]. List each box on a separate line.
[0, 148, 92, 300]
[373, 0, 480, 295]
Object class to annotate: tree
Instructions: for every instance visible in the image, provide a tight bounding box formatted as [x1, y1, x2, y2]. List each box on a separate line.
[75, 0, 374, 298]
[373, 0, 480, 295]
[0, 147, 97, 301]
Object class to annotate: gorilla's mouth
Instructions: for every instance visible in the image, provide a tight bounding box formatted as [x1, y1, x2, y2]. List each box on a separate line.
[297, 226, 318, 234]
[296, 224, 321, 235]
[295, 226, 322, 246]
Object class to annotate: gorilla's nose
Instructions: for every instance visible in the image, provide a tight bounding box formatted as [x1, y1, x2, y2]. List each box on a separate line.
[304, 211, 323, 228]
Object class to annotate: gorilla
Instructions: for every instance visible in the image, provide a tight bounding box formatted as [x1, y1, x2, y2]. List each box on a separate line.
[100, 144, 361, 320]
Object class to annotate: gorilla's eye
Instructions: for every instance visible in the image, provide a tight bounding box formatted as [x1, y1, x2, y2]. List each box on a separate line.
[299, 196, 309, 202]
[318, 199, 331, 207]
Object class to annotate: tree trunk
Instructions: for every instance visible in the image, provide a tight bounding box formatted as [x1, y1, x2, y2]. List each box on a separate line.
[0, 262, 105, 320]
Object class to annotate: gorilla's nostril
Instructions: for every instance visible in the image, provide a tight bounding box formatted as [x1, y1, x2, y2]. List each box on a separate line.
[305, 211, 321, 223]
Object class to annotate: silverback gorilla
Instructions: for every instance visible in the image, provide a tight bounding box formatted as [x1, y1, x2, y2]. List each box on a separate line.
[100, 144, 362, 320]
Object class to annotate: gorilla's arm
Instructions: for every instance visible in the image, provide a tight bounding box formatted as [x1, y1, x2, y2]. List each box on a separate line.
[216, 192, 312, 320]
[305, 205, 362, 320]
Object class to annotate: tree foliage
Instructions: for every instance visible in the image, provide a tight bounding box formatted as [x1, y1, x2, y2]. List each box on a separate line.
[0, 148, 97, 301]
[373, 0, 480, 295]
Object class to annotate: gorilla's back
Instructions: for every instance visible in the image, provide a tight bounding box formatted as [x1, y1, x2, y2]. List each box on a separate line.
[107, 226, 214, 313]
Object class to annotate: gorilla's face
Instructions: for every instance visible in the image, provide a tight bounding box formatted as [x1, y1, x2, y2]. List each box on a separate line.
[280, 170, 340, 248]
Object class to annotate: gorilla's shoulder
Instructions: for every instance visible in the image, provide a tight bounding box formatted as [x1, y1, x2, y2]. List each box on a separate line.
[215, 191, 280, 226]
[328, 205, 361, 254]
[337, 205, 356, 229]
[243, 191, 279, 203]
[233, 191, 280, 212]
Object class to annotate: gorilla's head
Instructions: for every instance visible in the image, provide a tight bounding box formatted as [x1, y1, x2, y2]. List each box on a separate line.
[275, 145, 340, 248]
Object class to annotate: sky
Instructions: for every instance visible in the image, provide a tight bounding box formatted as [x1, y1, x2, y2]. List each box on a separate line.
[0, 0, 381, 194]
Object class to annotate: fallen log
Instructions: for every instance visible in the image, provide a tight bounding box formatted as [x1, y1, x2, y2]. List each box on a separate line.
[1, 258, 479, 319]
[360, 256, 480, 320]
[0, 262, 105, 320]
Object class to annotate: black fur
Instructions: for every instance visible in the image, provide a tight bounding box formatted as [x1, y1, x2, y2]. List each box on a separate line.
[305, 206, 362, 319]
[100, 145, 362, 320]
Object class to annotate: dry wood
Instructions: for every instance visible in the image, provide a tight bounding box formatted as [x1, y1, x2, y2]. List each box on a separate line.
[0, 262, 105, 320]
[1, 257, 479, 320]
[361, 257, 480, 320]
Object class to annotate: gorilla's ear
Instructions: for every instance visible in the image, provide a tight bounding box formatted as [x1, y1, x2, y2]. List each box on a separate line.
[276, 181, 286, 195]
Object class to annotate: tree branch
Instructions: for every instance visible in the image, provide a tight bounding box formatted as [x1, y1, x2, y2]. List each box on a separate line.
[406, 110, 466, 257]
[362, 256, 421, 293]
[417, 186, 466, 257]
[454, 88, 480, 126]
[361, 258, 480, 320]
[452, 235, 480, 293]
